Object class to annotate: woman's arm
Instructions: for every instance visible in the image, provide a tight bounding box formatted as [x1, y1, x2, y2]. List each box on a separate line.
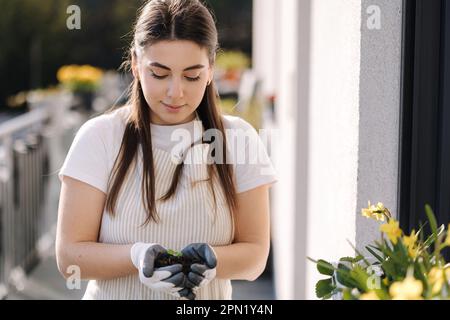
[56, 176, 136, 280]
[212, 184, 271, 281]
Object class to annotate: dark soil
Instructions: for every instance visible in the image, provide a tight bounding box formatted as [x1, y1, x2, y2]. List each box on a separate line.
[154, 252, 202, 275]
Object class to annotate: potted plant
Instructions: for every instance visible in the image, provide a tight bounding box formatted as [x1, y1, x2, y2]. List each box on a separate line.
[309, 202, 450, 300]
[57, 64, 103, 111]
[216, 50, 250, 87]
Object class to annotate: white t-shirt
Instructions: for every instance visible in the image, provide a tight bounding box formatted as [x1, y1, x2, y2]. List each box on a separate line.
[59, 105, 278, 194]
[58, 105, 278, 300]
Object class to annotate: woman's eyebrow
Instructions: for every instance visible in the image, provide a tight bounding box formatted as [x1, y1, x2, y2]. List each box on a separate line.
[148, 62, 205, 71]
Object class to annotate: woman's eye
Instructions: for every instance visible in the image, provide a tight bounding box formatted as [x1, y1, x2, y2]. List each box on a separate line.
[150, 70, 200, 82]
[185, 75, 201, 82]
[150, 71, 168, 79]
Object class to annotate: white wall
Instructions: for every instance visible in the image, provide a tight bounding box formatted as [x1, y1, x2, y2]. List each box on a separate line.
[252, 0, 278, 97]
[305, 0, 362, 299]
[253, 0, 402, 299]
[256, 0, 301, 300]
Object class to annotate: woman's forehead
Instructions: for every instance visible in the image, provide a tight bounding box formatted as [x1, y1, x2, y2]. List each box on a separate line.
[141, 40, 210, 69]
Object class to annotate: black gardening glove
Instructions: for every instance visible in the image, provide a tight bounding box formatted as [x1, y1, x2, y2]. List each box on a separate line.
[181, 243, 217, 293]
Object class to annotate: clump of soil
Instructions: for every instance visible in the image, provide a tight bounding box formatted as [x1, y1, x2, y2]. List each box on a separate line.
[154, 250, 202, 275]
[154, 249, 203, 300]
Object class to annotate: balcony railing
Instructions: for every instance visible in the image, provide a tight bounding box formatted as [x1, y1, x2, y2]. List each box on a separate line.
[0, 93, 82, 299]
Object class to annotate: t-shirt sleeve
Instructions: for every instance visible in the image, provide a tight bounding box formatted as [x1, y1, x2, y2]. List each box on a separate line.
[58, 118, 110, 194]
[229, 117, 279, 193]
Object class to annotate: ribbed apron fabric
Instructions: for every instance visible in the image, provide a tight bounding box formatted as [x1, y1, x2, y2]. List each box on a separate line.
[82, 142, 234, 300]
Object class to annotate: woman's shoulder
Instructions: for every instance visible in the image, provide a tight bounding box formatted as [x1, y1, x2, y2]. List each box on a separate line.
[73, 105, 131, 150]
[81, 105, 131, 133]
[221, 114, 255, 132]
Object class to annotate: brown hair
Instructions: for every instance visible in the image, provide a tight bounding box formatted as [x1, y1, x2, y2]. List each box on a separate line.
[105, 0, 237, 225]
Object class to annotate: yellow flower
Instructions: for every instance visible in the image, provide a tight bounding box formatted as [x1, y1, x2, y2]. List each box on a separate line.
[359, 291, 380, 300]
[389, 276, 423, 300]
[444, 224, 450, 246]
[57, 65, 78, 83]
[78, 65, 103, 83]
[362, 208, 372, 219]
[407, 246, 419, 259]
[428, 267, 445, 295]
[445, 268, 450, 284]
[361, 201, 386, 222]
[380, 219, 402, 245]
[216, 50, 250, 71]
[57, 65, 103, 85]
[403, 230, 417, 247]
[403, 230, 419, 258]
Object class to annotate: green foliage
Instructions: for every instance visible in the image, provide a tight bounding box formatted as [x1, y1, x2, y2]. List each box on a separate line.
[316, 279, 334, 299]
[0, 0, 253, 110]
[0, 0, 139, 109]
[309, 203, 450, 300]
[167, 249, 182, 257]
[316, 260, 334, 276]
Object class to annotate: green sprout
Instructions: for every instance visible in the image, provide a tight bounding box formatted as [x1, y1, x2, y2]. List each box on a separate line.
[167, 249, 183, 257]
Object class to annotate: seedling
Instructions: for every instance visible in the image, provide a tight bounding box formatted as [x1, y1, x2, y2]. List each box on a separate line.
[155, 249, 202, 275]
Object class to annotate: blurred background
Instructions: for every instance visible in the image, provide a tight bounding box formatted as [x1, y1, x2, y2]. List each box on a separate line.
[0, 0, 275, 300]
[0, 0, 254, 117]
[2, 0, 444, 301]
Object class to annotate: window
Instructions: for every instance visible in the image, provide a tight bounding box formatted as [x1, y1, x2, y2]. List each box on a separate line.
[399, 0, 450, 255]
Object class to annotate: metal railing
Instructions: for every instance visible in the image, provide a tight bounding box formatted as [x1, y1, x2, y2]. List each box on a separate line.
[0, 94, 82, 299]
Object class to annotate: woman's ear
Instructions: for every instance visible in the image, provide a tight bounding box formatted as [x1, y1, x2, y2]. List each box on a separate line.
[131, 56, 139, 80]
[208, 66, 214, 85]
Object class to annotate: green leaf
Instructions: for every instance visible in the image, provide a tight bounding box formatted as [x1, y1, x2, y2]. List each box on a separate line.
[345, 239, 372, 267]
[425, 204, 438, 236]
[423, 225, 445, 247]
[369, 244, 383, 252]
[374, 289, 391, 300]
[335, 264, 359, 288]
[342, 289, 357, 300]
[340, 257, 356, 263]
[394, 239, 409, 263]
[415, 261, 428, 283]
[381, 260, 396, 278]
[378, 244, 403, 265]
[167, 249, 182, 257]
[365, 246, 384, 263]
[317, 260, 335, 276]
[316, 278, 335, 299]
[322, 292, 334, 300]
[349, 265, 370, 292]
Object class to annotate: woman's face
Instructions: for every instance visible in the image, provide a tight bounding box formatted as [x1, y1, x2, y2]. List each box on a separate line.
[133, 40, 213, 125]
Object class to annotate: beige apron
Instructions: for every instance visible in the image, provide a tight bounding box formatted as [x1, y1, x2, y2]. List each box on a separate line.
[82, 142, 235, 300]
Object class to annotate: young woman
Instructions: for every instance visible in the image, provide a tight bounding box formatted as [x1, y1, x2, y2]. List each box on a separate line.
[56, 0, 278, 300]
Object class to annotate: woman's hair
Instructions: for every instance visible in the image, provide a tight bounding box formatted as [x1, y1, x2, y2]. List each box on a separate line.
[105, 0, 237, 225]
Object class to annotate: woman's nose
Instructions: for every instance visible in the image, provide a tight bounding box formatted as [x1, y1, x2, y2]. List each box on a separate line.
[167, 77, 184, 99]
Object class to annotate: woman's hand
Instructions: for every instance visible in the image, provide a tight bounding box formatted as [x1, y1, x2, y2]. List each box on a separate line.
[181, 243, 217, 292]
[130, 242, 186, 298]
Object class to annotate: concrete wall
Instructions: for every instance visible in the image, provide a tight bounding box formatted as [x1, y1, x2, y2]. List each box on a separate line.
[356, 0, 403, 252]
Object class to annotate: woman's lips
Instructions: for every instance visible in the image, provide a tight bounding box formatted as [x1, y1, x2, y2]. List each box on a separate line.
[162, 102, 185, 111]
